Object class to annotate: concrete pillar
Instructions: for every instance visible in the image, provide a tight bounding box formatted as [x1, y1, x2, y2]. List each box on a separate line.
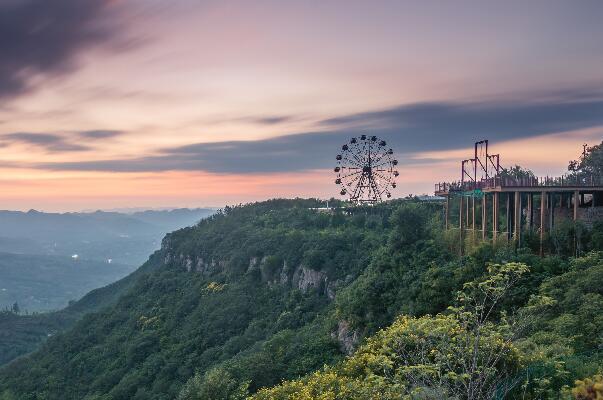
[472, 196, 476, 234]
[574, 190, 579, 221]
[445, 196, 449, 230]
[549, 193, 554, 230]
[466, 196, 470, 228]
[506, 193, 511, 240]
[493, 192, 499, 241]
[459, 195, 464, 230]
[527, 193, 533, 230]
[540, 191, 547, 257]
[482, 194, 487, 240]
[459, 195, 465, 255]
[514, 191, 521, 246]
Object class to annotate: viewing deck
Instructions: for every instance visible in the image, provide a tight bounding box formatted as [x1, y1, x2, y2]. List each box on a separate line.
[435, 175, 603, 196]
[436, 174, 603, 256]
[432, 140, 602, 256]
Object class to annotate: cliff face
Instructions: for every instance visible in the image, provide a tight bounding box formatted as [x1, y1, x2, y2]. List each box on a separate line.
[292, 266, 327, 293]
[156, 206, 370, 369]
[163, 246, 336, 299]
[158, 203, 377, 367]
[331, 320, 360, 355]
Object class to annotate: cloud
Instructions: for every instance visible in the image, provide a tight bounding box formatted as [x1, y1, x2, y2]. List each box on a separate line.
[78, 130, 123, 139]
[0, 129, 124, 152]
[31, 90, 603, 173]
[1, 132, 89, 152]
[206, 114, 298, 127]
[252, 116, 295, 125]
[0, 0, 123, 99]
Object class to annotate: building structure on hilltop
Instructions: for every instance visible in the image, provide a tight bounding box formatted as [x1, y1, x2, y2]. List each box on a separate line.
[434, 140, 603, 255]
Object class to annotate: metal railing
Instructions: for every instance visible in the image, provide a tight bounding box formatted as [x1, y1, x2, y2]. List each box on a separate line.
[435, 174, 603, 193]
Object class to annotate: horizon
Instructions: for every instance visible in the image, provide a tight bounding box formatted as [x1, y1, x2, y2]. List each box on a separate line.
[1, 1, 602, 211]
[0, 206, 219, 214]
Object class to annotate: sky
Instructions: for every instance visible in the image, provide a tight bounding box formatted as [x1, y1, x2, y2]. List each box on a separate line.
[1, 0, 602, 211]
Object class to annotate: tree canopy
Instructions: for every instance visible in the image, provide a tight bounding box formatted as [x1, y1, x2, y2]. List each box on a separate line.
[568, 141, 603, 177]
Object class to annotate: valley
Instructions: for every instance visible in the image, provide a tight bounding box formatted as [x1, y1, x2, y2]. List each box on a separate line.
[0, 197, 601, 399]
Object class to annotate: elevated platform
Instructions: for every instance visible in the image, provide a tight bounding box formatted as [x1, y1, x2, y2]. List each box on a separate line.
[436, 175, 603, 256]
[432, 139, 602, 255]
[435, 176, 603, 197]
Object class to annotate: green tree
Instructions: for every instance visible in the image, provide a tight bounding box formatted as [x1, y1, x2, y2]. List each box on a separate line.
[388, 202, 430, 247]
[568, 141, 603, 177]
[0, 390, 17, 400]
[500, 165, 536, 179]
[178, 367, 249, 400]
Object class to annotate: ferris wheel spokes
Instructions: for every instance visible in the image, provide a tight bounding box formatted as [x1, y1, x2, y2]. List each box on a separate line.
[335, 135, 399, 204]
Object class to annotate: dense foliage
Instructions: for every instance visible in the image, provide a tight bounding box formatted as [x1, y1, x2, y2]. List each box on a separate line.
[569, 140, 603, 178]
[0, 198, 601, 399]
[252, 252, 603, 399]
[253, 262, 528, 399]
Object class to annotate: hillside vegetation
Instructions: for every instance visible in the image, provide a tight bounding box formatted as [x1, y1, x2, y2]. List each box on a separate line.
[0, 198, 601, 399]
[0, 258, 160, 367]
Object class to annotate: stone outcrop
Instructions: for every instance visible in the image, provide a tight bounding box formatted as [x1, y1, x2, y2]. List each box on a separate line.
[292, 266, 327, 293]
[331, 320, 359, 355]
[248, 256, 261, 272]
[162, 237, 339, 299]
[279, 261, 291, 285]
[326, 281, 337, 300]
[163, 249, 225, 275]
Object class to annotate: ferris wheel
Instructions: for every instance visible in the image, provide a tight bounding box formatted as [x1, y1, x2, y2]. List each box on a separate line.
[334, 135, 399, 204]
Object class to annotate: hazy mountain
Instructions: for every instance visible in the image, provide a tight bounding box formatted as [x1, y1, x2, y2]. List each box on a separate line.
[0, 208, 215, 265]
[0, 252, 135, 312]
[130, 208, 219, 232]
[0, 208, 214, 314]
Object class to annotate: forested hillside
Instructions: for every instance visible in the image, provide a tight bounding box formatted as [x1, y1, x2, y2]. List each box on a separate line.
[0, 257, 160, 367]
[0, 198, 601, 399]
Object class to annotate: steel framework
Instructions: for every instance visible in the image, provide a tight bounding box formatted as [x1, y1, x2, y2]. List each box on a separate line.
[461, 140, 501, 189]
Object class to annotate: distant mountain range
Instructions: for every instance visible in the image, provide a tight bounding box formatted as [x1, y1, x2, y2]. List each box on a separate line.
[0, 208, 214, 313]
[0, 252, 134, 312]
[0, 208, 215, 266]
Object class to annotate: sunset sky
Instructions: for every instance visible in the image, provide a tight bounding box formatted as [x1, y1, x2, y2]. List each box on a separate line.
[1, 0, 603, 211]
